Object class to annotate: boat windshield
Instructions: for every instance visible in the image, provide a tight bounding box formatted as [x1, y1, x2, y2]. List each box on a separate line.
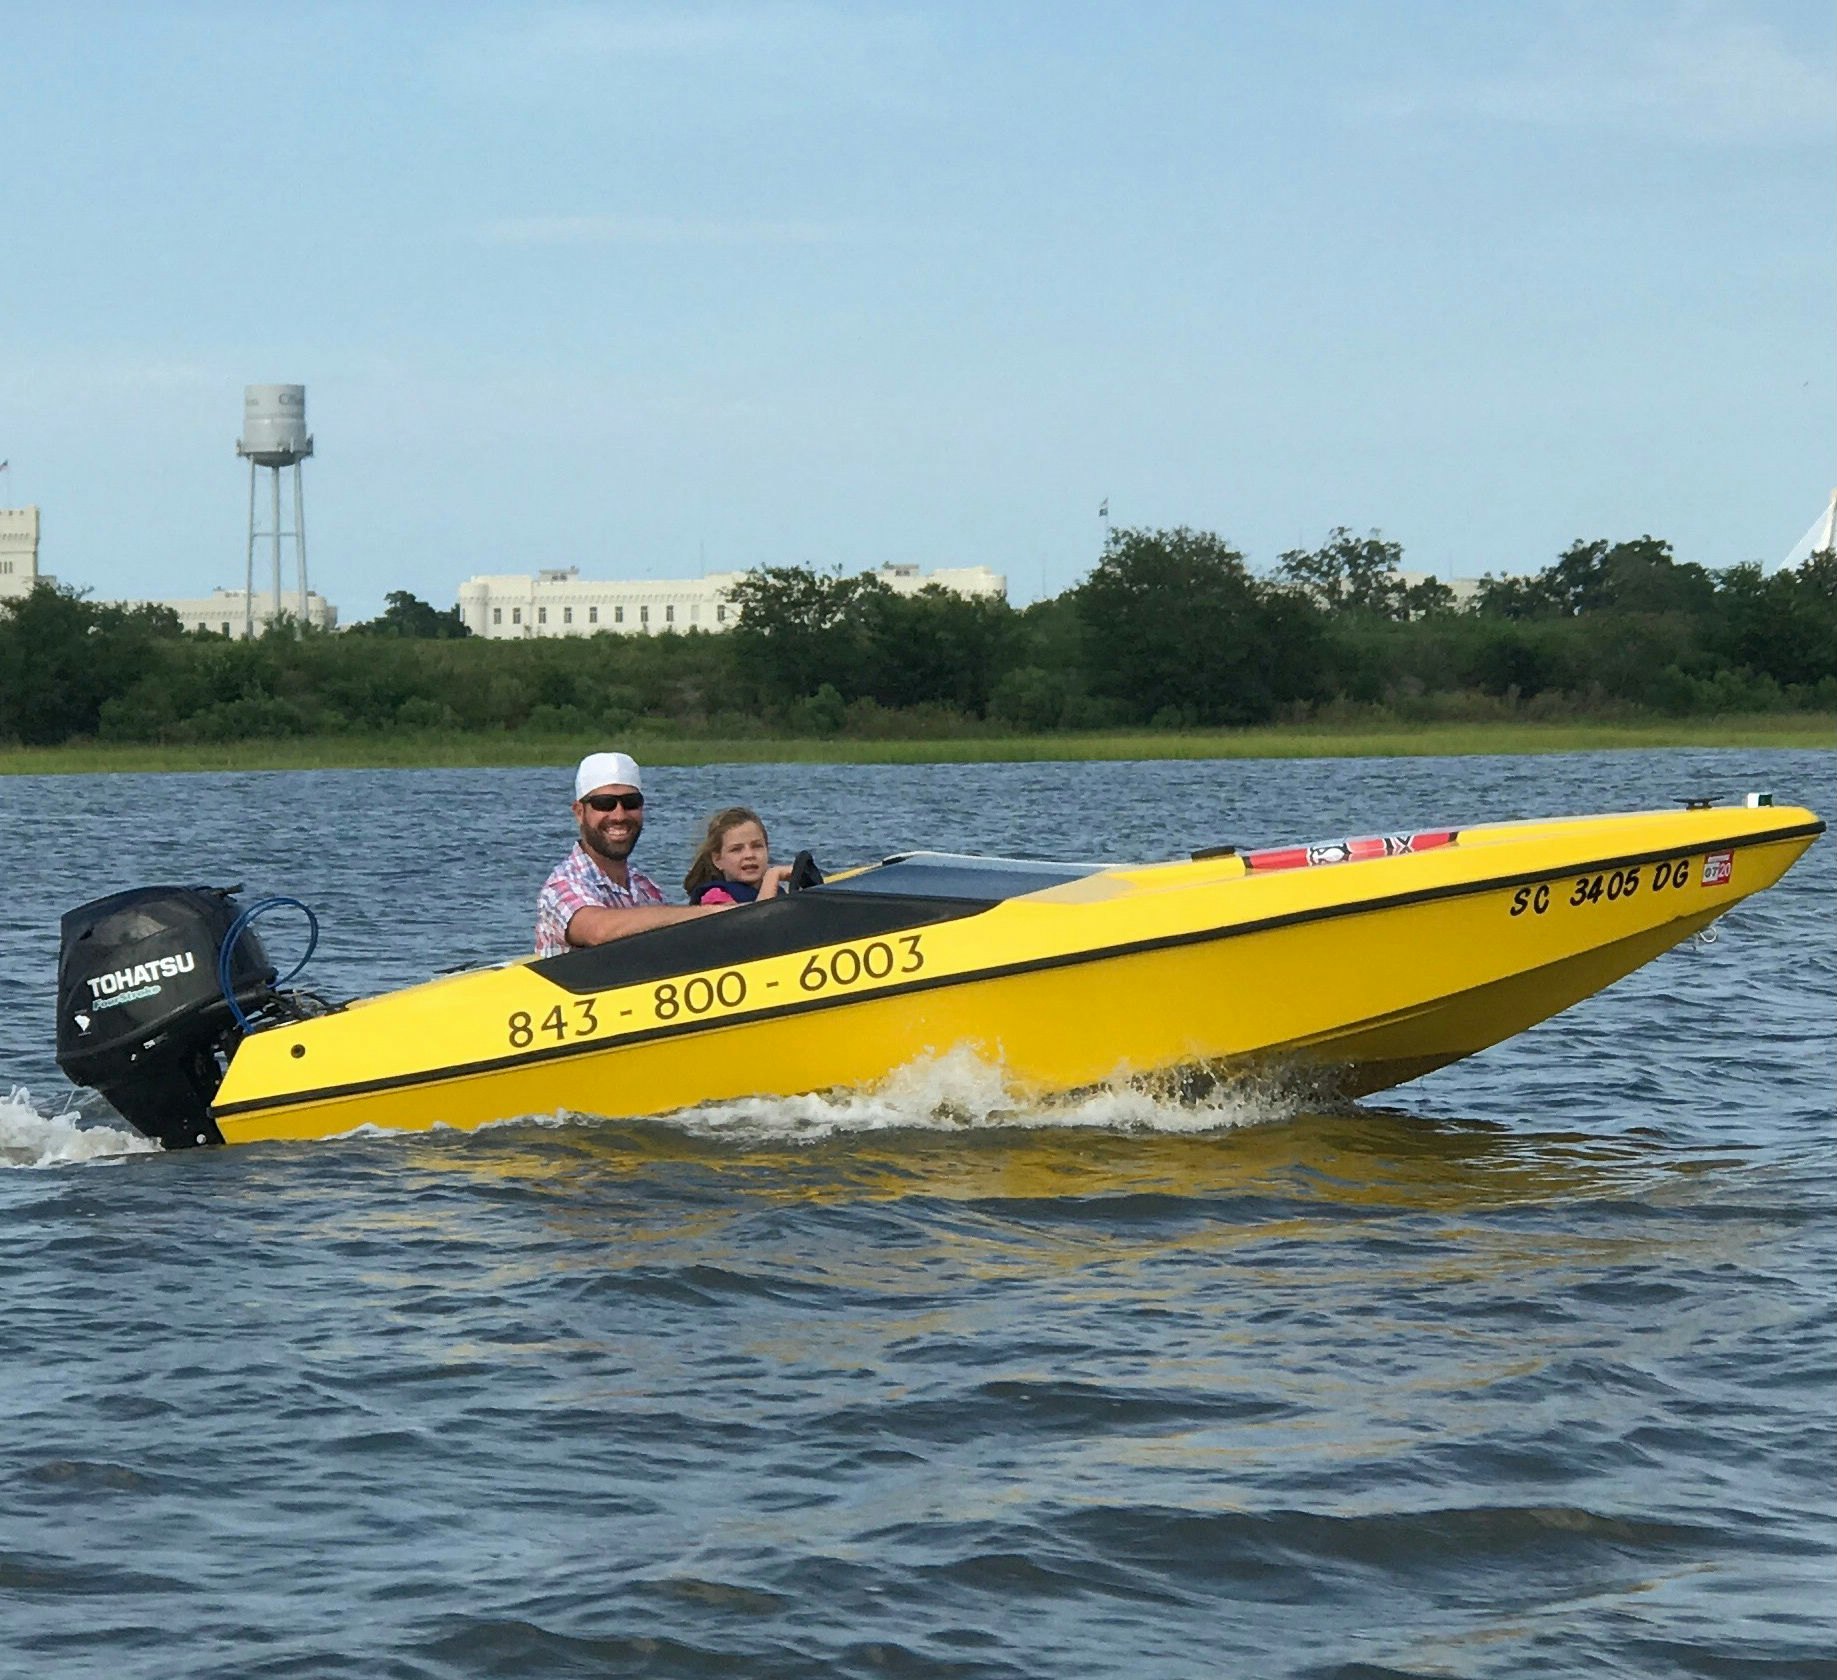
[531, 851, 1103, 992]
[825, 852, 1103, 903]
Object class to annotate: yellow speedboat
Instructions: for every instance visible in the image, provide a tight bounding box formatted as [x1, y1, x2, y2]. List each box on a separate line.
[55, 796, 1822, 1148]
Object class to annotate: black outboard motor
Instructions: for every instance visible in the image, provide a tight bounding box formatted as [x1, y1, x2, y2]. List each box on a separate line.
[56, 886, 279, 1149]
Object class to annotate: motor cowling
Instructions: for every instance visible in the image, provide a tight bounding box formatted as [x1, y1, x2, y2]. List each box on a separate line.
[56, 886, 278, 1149]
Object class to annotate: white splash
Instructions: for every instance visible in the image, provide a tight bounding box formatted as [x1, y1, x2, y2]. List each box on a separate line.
[0, 1088, 161, 1169]
[317, 1053, 1320, 1151]
[615, 1049, 1311, 1144]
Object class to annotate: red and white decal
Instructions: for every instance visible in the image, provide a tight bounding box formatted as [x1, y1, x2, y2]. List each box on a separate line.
[1701, 850, 1734, 887]
[1246, 829, 1457, 874]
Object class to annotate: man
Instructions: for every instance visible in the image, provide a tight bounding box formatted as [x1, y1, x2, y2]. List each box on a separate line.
[534, 751, 727, 956]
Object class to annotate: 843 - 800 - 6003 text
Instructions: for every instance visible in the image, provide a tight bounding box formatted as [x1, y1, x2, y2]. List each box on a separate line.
[501, 933, 931, 1047]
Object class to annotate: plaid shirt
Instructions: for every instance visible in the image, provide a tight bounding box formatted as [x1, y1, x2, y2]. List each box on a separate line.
[534, 843, 667, 956]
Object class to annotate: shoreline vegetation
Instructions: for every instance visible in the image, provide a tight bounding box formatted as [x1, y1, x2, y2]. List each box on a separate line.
[4, 714, 1831, 776]
[5, 527, 1834, 775]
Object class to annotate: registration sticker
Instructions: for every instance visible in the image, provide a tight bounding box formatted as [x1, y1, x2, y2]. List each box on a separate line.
[1701, 850, 1733, 886]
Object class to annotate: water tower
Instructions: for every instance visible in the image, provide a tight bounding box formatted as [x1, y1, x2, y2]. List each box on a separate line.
[235, 384, 314, 636]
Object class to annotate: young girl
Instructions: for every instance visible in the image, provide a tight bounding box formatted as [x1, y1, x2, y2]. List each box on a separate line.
[684, 806, 777, 905]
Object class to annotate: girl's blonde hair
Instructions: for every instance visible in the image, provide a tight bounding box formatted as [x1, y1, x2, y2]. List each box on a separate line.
[684, 806, 767, 898]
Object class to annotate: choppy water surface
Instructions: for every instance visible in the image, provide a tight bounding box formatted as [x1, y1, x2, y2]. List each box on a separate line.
[2, 749, 1832, 1678]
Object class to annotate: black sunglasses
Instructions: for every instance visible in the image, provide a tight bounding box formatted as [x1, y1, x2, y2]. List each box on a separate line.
[583, 791, 644, 812]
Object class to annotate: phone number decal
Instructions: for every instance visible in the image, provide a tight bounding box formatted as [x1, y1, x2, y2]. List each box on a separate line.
[504, 933, 929, 1046]
[1509, 857, 1695, 918]
[507, 998, 599, 1048]
[795, 933, 926, 993]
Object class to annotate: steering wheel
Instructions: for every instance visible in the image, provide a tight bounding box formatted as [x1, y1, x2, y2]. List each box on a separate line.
[784, 850, 825, 894]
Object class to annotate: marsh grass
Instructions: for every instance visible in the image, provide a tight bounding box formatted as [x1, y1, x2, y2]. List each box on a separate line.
[3, 714, 1831, 776]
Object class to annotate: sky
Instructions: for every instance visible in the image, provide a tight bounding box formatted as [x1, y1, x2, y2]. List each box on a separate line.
[1, 1, 1831, 621]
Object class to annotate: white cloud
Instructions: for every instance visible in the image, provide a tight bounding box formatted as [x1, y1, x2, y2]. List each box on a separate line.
[1368, 4, 1831, 144]
[473, 213, 878, 247]
[429, 1, 934, 112]
[0, 351, 222, 399]
[433, 7, 788, 77]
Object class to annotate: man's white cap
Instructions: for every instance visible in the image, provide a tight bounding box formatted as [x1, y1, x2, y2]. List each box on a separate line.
[574, 751, 643, 800]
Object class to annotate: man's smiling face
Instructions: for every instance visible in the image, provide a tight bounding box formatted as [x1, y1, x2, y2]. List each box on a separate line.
[575, 785, 644, 866]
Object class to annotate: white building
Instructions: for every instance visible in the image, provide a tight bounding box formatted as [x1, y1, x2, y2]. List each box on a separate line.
[1395, 569, 1486, 608]
[153, 587, 339, 636]
[1, 506, 335, 630]
[134, 586, 339, 637]
[0, 506, 51, 598]
[870, 562, 1007, 600]
[457, 562, 1008, 640]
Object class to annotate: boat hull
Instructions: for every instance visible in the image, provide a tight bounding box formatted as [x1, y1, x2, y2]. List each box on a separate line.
[208, 804, 1821, 1145]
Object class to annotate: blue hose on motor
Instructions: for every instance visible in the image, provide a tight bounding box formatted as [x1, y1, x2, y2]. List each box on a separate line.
[217, 896, 320, 1033]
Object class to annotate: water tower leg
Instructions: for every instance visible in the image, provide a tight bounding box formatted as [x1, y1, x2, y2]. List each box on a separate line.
[294, 460, 308, 624]
[270, 467, 283, 624]
[245, 461, 258, 638]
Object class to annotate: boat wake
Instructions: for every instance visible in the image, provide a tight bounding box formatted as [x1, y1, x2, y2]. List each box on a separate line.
[7, 1047, 1325, 1166]
[7, 1055, 1320, 1166]
[517, 1048, 1320, 1145]
[0, 1087, 162, 1170]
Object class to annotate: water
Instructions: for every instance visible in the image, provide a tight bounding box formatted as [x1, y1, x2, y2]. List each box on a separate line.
[2, 749, 1832, 1678]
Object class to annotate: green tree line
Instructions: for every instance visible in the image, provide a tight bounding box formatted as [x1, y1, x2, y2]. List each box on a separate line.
[3, 531, 1833, 748]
